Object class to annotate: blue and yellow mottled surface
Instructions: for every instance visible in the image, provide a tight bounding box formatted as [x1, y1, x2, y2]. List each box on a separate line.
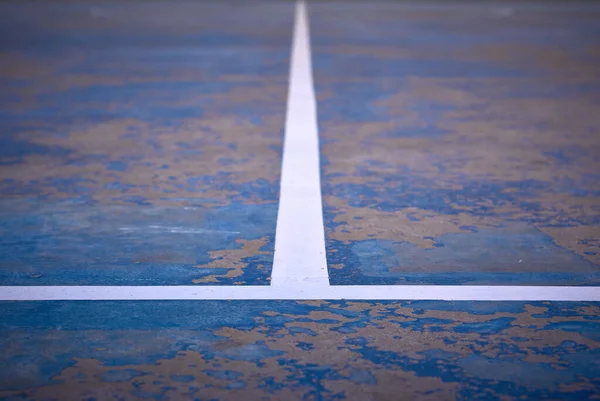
[0, 301, 599, 400]
[0, 1, 293, 285]
[2, 0, 600, 400]
[312, 2, 600, 285]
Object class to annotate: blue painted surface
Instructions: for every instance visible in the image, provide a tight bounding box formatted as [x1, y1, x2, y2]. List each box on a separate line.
[0, 201, 276, 285]
[0, 300, 599, 399]
[1, 2, 599, 399]
[0, 1, 293, 285]
[311, 2, 600, 285]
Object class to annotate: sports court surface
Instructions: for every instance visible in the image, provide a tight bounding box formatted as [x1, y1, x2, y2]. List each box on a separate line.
[1, 0, 599, 399]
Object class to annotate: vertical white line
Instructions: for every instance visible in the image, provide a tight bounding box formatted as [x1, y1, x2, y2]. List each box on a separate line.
[271, 0, 329, 288]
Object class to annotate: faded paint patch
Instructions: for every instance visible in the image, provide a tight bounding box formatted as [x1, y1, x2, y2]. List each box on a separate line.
[193, 237, 272, 284]
[539, 226, 600, 265]
[0, 201, 276, 285]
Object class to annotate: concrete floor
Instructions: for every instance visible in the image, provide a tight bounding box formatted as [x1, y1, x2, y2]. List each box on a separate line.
[0, 1, 599, 400]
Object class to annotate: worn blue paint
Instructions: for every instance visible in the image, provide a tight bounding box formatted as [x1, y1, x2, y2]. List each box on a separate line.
[0, 300, 598, 399]
[315, 54, 529, 80]
[1, 3, 599, 399]
[0, 200, 276, 285]
[326, 230, 600, 285]
[312, 2, 600, 285]
[0, 1, 293, 285]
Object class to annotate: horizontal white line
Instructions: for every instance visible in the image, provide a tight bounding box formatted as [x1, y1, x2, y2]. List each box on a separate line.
[1, 286, 599, 301]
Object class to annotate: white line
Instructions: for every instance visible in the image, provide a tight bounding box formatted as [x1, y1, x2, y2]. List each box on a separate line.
[3, 2, 599, 304]
[2, 286, 599, 301]
[271, 0, 329, 287]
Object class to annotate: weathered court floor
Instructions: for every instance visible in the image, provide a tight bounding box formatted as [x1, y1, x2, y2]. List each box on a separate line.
[0, 1, 599, 400]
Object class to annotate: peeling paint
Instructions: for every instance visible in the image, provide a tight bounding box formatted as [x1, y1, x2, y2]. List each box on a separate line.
[0, 300, 599, 400]
[0, 1, 294, 285]
[311, 2, 600, 285]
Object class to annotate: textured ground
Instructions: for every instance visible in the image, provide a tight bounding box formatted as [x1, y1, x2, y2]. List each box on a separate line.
[312, 2, 600, 286]
[0, 1, 292, 285]
[0, 1, 599, 400]
[0, 300, 599, 400]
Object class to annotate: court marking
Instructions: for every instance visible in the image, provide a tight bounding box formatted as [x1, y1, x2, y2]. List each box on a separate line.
[271, 0, 329, 287]
[1, 1, 599, 302]
[1, 285, 600, 301]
